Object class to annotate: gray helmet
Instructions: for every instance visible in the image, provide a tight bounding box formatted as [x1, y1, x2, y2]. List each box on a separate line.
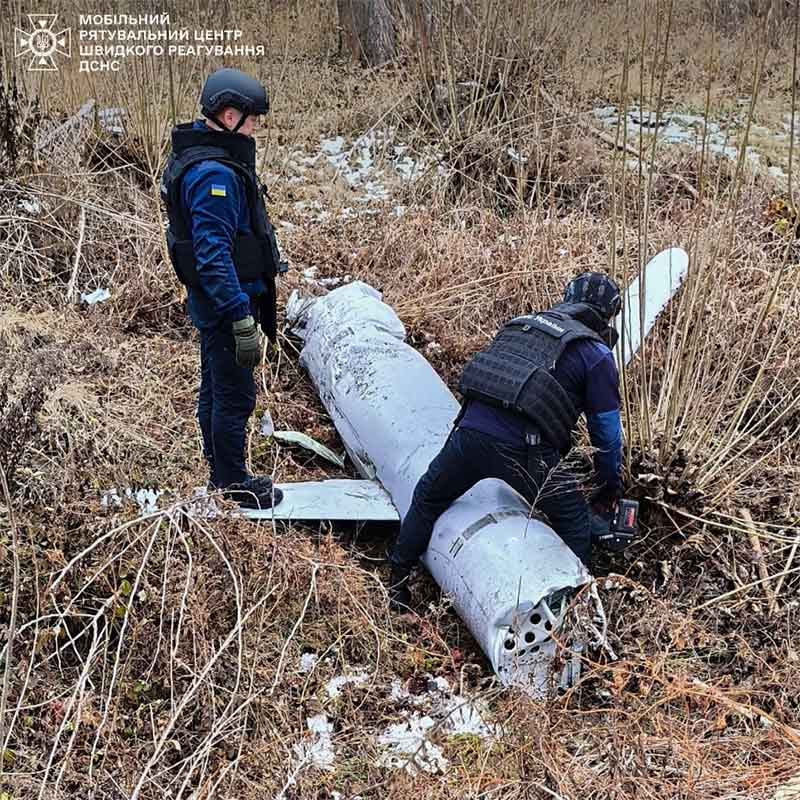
[564, 272, 622, 321]
[200, 68, 268, 132]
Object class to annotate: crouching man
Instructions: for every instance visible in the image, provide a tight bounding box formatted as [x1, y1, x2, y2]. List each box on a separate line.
[160, 68, 285, 509]
[388, 272, 624, 608]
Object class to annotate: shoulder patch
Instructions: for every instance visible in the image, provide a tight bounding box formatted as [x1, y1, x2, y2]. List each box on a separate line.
[210, 183, 227, 197]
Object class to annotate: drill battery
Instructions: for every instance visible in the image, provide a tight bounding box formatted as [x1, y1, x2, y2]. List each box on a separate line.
[593, 498, 640, 553]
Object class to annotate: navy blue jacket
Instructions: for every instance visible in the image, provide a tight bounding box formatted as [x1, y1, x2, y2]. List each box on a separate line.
[182, 120, 266, 329]
[461, 338, 623, 492]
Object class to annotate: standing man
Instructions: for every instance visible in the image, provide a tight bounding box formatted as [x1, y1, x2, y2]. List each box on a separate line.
[388, 273, 625, 608]
[161, 68, 286, 509]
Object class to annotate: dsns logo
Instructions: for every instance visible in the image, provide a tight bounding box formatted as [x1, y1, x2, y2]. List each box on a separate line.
[15, 14, 71, 71]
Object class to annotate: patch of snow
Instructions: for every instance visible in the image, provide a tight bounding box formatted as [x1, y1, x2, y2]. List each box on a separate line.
[18, 198, 42, 215]
[101, 487, 162, 514]
[186, 486, 219, 519]
[389, 678, 431, 708]
[133, 488, 161, 513]
[394, 155, 419, 180]
[294, 200, 322, 213]
[326, 669, 369, 699]
[100, 489, 122, 509]
[439, 696, 497, 738]
[97, 107, 125, 136]
[293, 713, 336, 771]
[593, 105, 618, 120]
[321, 136, 346, 155]
[768, 165, 787, 180]
[376, 715, 448, 774]
[389, 678, 409, 702]
[381, 672, 499, 774]
[774, 771, 800, 800]
[299, 652, 319, 673]
[362, 180, 390, 202]
[507, 145, 528, 164]
[592, 103, 791, 180]
[81, 287, 111, 305]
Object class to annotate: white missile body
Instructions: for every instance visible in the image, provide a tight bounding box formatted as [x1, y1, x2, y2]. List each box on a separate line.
[289, 282, 588, 693]
[286, 247, 689, 694]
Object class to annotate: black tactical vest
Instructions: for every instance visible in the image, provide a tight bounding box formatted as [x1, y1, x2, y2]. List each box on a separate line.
[459, 303, 608, 451]
[160, 122, 285, 290]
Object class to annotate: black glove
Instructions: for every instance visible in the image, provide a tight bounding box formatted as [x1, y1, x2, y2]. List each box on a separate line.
[590, 484, 621, 515]
[231, 315, 264, 369]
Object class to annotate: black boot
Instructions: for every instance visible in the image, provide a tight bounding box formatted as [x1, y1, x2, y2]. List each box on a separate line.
[388, 563, 412, 611]
[223, 475, 284, 510]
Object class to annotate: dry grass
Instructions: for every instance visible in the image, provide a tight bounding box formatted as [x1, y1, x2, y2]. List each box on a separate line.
[1, 1, 799, 798]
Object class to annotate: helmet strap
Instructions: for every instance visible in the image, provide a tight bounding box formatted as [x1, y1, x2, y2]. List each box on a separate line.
[603, 326, 619, 350]
[207, 109, 249, 134]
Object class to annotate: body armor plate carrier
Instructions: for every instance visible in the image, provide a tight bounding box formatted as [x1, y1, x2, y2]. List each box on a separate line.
[459, 303, 606, 451]
[160, 122, 286, 290]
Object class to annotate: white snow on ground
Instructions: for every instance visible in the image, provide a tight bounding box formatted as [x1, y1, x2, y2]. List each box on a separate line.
[774, 771, 800, 800]
[101, 487, 162, 514]
[284, 668, 500, 779]
[283, 128, 444, 220]
[81, 287, 111, 305]
[591, 104, 792, 182]
[506, 145, 528, 164]
[376, 715, 449, 774]
[439, 695, 498, 737]
[18, 198, 42, 215]
[326, 669, 370, 699]
[376, 674, 499, 775]
[292, 713, 336, 770]
[299, 652, 320, 673]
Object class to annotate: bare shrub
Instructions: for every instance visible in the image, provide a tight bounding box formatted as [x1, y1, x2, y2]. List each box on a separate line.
[0, 373, 52, 491]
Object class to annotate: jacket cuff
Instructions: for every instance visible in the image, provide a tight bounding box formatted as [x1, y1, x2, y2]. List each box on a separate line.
[223, 300, 252, 324]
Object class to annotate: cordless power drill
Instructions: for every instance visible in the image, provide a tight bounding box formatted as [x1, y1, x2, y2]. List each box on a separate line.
[592, 498, 640, 553]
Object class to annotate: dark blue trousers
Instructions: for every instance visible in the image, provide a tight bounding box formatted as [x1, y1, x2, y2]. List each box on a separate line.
[197, 323, 256, 488]
[391, 427, 592, 568]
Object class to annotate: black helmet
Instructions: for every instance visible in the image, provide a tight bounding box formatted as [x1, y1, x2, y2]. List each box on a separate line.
[564, 272, 622, 320]
[200, 68, 268, 132]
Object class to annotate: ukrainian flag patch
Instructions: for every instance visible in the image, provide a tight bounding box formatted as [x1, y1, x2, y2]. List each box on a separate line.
[210, 183, 227, 197]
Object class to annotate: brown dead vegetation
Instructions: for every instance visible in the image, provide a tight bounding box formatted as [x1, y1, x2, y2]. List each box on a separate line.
[1, 1, 799, 798]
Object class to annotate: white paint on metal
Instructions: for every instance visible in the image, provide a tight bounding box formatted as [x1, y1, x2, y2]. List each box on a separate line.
[288, 282, 588, 696]
[615, 246, 689, 368]
[285, 247, 689, 694]
[241, 479, 399, 523]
